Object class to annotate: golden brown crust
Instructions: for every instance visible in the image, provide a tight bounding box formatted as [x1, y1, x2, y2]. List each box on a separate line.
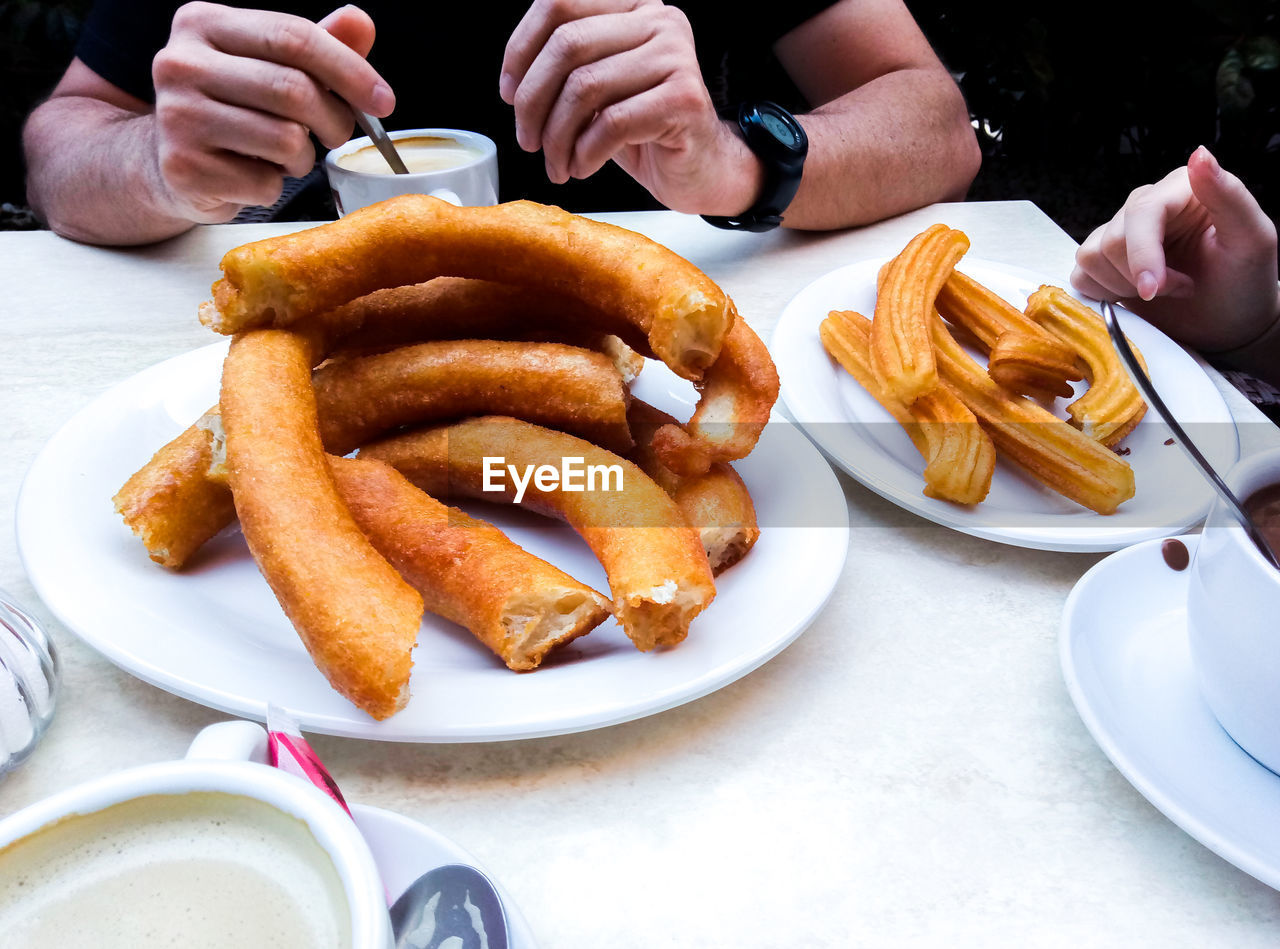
[203, 197, 732, 381]
[220, 329, 424, 720]
[649, 308, 780, 476]
[625, 400, 759, 573]
[1023, 285, 1148, 448]
[359, 417, 715, 651]
[313, 340, 633, 455]
[820, 310, 996, 505]
[112, 413, 236, 568]
[871, 224, 970, 403]
[929, 314, 1135, 514]
[329, 455, 611, 671]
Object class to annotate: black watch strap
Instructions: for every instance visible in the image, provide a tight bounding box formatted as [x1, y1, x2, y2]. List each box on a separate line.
[703, 101, 808, 232]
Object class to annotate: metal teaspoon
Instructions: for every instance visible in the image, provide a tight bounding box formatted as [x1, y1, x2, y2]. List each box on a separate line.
[1100, 299, 1280, 569]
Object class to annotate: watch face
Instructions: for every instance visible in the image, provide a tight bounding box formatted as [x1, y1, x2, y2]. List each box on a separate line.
[759, 110, 800, 146]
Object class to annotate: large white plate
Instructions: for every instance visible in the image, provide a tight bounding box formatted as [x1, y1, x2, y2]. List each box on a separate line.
[353, 803, 538, 947]
[15, 343, 848, 741]
[1060, 535, 1280, 891]
[772, 258, 1239, 551]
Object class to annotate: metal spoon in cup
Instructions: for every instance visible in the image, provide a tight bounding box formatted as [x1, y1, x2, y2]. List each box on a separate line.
[1100, 299, 1280, 569]
[352, 109, 409, 175]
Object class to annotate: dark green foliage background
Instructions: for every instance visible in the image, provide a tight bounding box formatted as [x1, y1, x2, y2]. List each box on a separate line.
[1, 0, 1276, 239]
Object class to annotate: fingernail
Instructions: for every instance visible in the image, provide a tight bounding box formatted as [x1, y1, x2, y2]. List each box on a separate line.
[371, 81, 394, 116]
[1137, 270, 1158, 301]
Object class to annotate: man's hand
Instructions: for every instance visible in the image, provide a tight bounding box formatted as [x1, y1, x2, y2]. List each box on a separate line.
[1071, 146, 1279, 353]
[150, 2, 394, 223]
[500, 0, 761, 216]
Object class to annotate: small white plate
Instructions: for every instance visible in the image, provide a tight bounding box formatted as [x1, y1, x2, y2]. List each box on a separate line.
[1060, 535, 1280, 890]
[772, 257, 1239, 551]
[352, 803, 538, 947]
[16, 343, 849, 741]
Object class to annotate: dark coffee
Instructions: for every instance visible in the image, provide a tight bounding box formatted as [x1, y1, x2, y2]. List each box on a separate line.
[1243, 482, 1280, 562]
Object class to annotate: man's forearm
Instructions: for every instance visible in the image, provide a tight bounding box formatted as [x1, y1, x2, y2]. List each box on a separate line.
[24, 97, 197, 246]
[782, 67, 980, 231]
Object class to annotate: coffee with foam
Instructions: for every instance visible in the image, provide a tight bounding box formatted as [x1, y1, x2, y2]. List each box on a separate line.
[336, 135, 485, 175]
[0, 791, 352, 948]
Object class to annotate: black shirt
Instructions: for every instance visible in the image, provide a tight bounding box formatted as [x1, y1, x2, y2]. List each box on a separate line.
[74, 0, 834, 212]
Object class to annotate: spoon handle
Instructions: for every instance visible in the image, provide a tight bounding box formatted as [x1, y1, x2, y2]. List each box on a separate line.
[1101, 300, 1280, 569]
[353, 110, 410, 175]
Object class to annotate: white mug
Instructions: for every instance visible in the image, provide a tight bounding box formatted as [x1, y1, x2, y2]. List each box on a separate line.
[1186, 446, 1280, 775]
[0, 720, 392, 948]
[325, 127, 499, 215]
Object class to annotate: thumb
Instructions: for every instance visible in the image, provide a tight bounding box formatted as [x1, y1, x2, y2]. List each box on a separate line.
[1186, 145, 1272, 249]
[319, 4, 376, 56]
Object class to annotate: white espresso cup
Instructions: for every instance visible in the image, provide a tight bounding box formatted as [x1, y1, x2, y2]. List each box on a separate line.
[325, 127, 499, 215]
[1186, 446, 1280, 775]
[0, 720, 391, 948]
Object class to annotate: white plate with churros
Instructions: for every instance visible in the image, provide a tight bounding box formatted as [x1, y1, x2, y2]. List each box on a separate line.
[773, 255, 1238, 552]
[16, 342, 848, 741]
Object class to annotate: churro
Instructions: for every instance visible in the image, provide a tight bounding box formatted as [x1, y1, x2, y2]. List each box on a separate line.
[1024, 285, 1147, 448]
[626, 400, 759, 573]
[934, 270, 1083, 400]
[202, 196, 733, 381]
[220, 329, 424, 721]
[821, 309, 995, 505]
[328, 455, 612, 671]
[871, 224, 970, 403]
[930, 314, 1135, 514]
[360, 417, 716, 651]
[649, 311, 781, 476]
[313, 340, 633, 455]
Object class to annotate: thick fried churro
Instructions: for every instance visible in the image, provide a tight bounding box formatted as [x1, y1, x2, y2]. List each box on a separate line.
[329, 455, 611, 671]
[821, 309, 996, 505]
[934, 270, 1083, 400]
[313, 340, 633, 455]
[626, 400, 759, 573]
[1024, 285, 1148, 448]
[872, 224, 970, 403]
[930, 314, 1135, 514]
[360, 417, 715, 651]
[113, 410, 236, 569]
[220, 329, 424, 721]
[203, 196, 733, 381]
[648, 311, 781, 476]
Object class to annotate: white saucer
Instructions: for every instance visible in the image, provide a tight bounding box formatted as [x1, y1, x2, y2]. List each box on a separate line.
[1060, 535, 1280, 890]
[351, 803, 538, 947]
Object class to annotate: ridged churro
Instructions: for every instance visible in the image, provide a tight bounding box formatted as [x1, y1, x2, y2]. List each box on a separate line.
[821, 309, 996, 505]
[202, 196, 733, 381]
[360, 417, 716, 651]
[930, 314, 1135, 514]
[220, 329, 424, 721]
[1024, 285, 1148, 448]
[934, 270, 1083, 400]
[328, 455, 611, 671]
[313, 340, 633, 455]
[626, 400, 759, 573]
[871, 224, 970, 403]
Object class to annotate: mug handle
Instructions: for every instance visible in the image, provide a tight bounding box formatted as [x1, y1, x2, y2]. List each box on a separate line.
[428, 187, 462, 206]
[185, 720, 269, 763]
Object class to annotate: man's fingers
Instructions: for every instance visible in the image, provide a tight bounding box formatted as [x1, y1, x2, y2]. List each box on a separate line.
[317, 4, 376, 56]
[501, 0, 655, 103]
[570, 80, 699, 181]
[182, 4, 393, 115]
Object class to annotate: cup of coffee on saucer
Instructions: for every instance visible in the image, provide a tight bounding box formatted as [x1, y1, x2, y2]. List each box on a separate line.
[1186, 445, 1280, 775]
[0, 720, 391, 948]
[325, 128, 498, 216]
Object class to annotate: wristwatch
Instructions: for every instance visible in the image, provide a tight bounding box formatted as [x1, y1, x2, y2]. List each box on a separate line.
[702, 101, 808, 232]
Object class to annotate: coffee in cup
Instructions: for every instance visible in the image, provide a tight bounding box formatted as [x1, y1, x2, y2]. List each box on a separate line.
[0, 791, 351, 947]
[1186, 446, 1280, 774]
[325, 128, 499, 215]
